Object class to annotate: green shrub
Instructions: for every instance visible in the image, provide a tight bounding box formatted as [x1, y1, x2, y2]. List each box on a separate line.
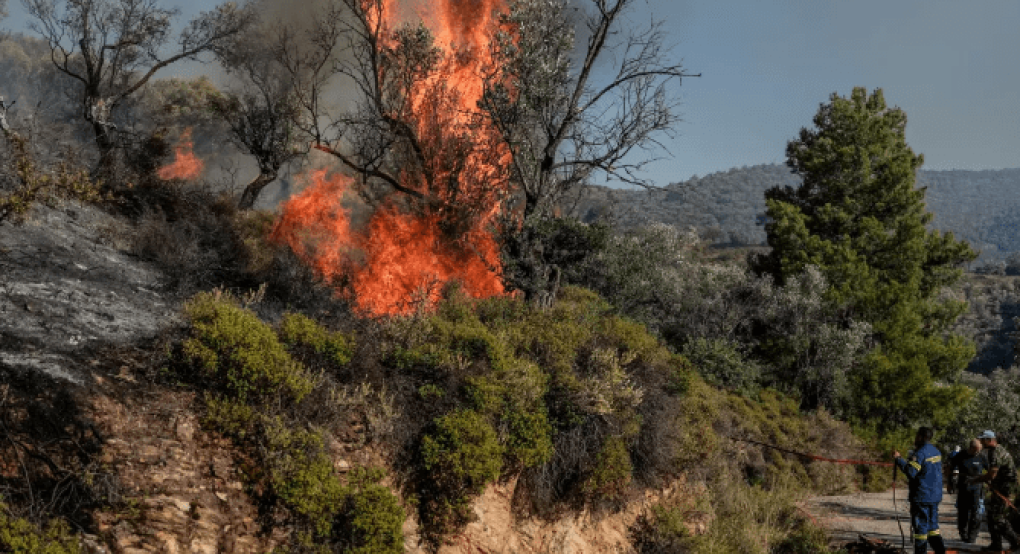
[182, 291, 315, 403]
[279, 312, 356, 367]
[682, 337, 762, 394]
[261, 418, 346, 538]
[335, 468, 406, 554]
[203, 394, 257, 439]
[631, 502, 691, 553]
[499, 215, 611, 305]
[419, 409, 504, 540]
[0, 502, 80, 554]
[421, 409, 504, 498]
[582, 435, 633, 501]
[771, 520, 837, 554]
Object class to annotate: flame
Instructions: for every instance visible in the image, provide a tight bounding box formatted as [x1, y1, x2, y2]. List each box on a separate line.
[272, 0, 517, 317]
[158, 128, 204, 180]
[272, 170, 505, 315]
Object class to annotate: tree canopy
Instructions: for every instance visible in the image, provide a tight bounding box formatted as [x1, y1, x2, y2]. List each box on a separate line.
[749, 87, 978, 435]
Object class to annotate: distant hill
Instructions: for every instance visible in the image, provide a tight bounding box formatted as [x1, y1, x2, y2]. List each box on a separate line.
[568, 164, 1020, 268]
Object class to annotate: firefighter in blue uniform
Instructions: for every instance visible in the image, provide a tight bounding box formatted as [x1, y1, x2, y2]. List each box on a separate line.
[894, 427, 947, 554]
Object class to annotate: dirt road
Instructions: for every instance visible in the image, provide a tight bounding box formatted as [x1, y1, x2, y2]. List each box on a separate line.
[803, 489, 1003, 553]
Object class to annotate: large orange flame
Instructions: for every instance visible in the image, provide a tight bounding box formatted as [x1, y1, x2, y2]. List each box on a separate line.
[158, 128, 204, 180]
[272, 0, 515, 317]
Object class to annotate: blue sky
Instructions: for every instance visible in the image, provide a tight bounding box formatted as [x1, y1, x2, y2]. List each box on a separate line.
[4, 0, 1018, 188]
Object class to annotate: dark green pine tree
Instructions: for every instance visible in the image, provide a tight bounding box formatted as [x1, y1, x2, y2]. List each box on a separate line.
[749, 87, 978, 436]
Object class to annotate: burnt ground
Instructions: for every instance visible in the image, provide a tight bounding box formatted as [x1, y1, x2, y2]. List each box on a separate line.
[0, 199, 181, 385]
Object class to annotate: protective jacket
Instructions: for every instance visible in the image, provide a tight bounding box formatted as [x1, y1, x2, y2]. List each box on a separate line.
[896, 442, 943, 504]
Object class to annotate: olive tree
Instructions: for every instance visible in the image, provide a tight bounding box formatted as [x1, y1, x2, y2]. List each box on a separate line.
[22, 0, 255, 172]
[271, 0, 697, 305]
[213, 21, 304, 209]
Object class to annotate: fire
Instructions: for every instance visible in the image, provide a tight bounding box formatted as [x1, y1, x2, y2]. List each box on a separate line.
[272, 0, 517, 317]
[158, 128, 204, 180]
[272, 170, 505, 315]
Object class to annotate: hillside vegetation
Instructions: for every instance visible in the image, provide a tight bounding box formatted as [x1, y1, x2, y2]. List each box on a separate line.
[569, 164, 1020, 269]
[0, 190, 887, 553]
[3, 8, 1017, 550]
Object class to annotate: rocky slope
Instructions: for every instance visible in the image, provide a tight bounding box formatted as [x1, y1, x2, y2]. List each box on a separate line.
[2, 199, 716, 553]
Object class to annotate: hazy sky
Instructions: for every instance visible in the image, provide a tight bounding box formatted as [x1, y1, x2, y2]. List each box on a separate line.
[4, 0, 1018, 188]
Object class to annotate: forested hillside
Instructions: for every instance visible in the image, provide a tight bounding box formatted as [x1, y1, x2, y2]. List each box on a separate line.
[571, 164, 1020, 268]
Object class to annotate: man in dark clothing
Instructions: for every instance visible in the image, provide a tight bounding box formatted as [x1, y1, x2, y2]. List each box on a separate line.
[969, 430, 1020, 552]
[894, 426, 947, 554]
[950, 439, 985, 543]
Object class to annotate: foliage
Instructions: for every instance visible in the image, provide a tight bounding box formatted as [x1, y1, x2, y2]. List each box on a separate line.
[749, 87, 978, 433]
[567, 220, 872, 415]
[0, 132, 101, 224]
[943, 368, 1020, 448]
[0, 503, 80, 554]
[335, 468, 406, 554]
[418, 409, 504, 535]
[681, 337, 761, 394]
[682, 473, 823, 554]
[261, 418, 347, 537]
[581, 435, 633, 501]
[499, 215, 611, 308]
[630, 500, 690, 553]
[181, 291, 316, 403]
[279, 312, 356, 367]
[178, 292, 403, 552]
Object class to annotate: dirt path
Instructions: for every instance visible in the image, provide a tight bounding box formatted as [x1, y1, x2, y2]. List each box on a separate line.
[803, 490, 1000, 553]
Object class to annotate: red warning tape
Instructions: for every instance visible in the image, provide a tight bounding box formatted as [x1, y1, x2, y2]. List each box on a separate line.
[993, 489, 1020, 514]
[728, 436, 895, 467]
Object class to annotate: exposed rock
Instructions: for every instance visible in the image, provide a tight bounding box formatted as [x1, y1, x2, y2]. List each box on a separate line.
[0, 200, 180, 385]
[400, 476, 706, 554]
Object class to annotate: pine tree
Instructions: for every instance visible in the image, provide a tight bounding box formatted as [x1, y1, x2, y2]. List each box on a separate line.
[749, 87, 978, 434]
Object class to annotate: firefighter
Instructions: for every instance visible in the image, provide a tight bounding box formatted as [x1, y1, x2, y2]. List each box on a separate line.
[950, 438, 985, 543]
[968, 430, 1019, 552]
[894, 426, 947, 554]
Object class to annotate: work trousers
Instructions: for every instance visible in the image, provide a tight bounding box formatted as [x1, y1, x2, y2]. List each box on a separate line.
[988, 488, 1020, 549]
[910, 502, 946, 554]
[957, 486, 982, 542]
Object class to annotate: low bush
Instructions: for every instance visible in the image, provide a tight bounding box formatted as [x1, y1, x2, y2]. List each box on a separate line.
[418, 409, 504, 539]
[334, 468, 406, 554]
[0, 502, 80, 554]
[181, 291, 316, 404]
[681, 337, 761, 394]
[562, 221, 873, 417]
[279, 312, 356, 367]
[260, 418, 347, 538]
[173, 275, 870, 551]
[630, 501, 692, 554]
[0, 132, 101, 225]
[177, 292, 403, 552]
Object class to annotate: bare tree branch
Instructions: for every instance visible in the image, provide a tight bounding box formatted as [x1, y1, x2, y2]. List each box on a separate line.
[21, 0, 256, 168]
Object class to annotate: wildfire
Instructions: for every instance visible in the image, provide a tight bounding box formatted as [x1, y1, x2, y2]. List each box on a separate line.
[272, 0, 515, 317]
[272, 170, 506, 316]
[158, 128, 204, 181]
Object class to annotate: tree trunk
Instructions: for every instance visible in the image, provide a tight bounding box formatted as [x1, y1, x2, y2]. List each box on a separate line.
[238, 171, 277, 210]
